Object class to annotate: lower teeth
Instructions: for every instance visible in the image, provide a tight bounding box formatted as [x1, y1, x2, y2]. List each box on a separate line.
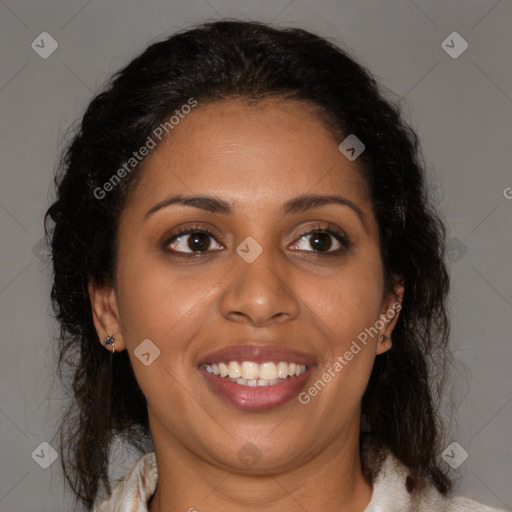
[232, 377, 287, 387]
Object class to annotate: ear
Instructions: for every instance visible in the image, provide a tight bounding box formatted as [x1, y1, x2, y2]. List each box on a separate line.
[88, 281, 126, 352]
[376, 276, 404, 355]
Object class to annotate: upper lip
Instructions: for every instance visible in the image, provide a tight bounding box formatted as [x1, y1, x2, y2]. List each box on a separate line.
[197, 343, 317, 367]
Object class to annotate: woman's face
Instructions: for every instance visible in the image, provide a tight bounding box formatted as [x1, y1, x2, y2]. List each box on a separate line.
[91, 98, 401, 473]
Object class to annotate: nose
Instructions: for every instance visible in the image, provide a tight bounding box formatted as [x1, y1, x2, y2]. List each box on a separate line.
[219, 246, 300, 327]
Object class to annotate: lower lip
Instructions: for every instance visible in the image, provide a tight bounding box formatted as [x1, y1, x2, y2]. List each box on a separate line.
[200, 367, 313, 410]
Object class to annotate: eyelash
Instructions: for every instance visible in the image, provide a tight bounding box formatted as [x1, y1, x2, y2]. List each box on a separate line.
[163, 223, 350, 257]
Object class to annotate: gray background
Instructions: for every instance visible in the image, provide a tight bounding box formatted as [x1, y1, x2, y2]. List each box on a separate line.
[0, 1, 511, 511]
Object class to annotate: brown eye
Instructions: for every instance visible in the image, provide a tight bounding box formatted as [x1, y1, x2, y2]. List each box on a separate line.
[167, 229, 223, 254]
[309, 232, 333, 252]
[290, 227, 349, 254]
[187, 232, 211, 252]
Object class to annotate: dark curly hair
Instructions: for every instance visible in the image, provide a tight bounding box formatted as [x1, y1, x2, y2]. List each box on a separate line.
[45, 19, 451, 510]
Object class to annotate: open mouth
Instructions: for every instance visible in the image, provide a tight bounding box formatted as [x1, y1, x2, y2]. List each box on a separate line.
[197, 344, 316, 410]
[202, 361, 308, 387]
[199, 360, 313, 410]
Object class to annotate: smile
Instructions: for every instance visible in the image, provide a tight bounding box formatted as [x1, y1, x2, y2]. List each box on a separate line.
[202, 361, 308, 386]
[198, 344, 316, 410]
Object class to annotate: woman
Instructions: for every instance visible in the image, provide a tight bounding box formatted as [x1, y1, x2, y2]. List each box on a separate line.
[45, 20, 503, 512]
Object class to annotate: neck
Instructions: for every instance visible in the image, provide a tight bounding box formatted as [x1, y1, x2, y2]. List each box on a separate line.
[148, 424, 372, 512]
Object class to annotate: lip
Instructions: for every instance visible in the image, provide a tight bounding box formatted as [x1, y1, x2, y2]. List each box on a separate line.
[197, 343, 316, 366]
[200, 367, 314, 410]
[197, 343, 317, 410]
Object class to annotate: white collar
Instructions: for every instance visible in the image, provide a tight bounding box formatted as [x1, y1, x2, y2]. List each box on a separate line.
[93, 450, 504, 512]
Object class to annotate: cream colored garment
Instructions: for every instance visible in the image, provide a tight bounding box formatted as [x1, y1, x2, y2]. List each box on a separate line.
[93, 451, 504, 512]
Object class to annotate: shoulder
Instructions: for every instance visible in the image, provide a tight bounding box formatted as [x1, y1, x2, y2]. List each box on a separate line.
[365, 449, 505, 512]
[91, 452, 157, 512]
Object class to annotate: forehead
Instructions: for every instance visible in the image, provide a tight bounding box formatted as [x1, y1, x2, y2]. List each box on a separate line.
[124, 98, 371, 217]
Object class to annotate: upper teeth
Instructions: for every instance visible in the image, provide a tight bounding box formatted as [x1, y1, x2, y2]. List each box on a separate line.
[204, 361, 307, 383]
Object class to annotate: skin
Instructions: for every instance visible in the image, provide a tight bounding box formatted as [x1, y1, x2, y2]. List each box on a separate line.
[89, 98, 403, 512]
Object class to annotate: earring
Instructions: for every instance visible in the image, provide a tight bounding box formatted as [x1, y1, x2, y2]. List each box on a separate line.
[380, 334, 390, 344]
[104, 334, 115, 353]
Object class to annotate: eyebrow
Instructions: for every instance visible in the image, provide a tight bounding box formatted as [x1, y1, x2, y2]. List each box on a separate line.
[145, 193, 366, 227]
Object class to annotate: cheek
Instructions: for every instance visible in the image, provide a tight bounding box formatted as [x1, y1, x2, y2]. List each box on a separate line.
[296, 260, 384, 417]
[297, 253, 385, 353]
[115, 253, 222, 349]
[114, 256, 216, 417]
